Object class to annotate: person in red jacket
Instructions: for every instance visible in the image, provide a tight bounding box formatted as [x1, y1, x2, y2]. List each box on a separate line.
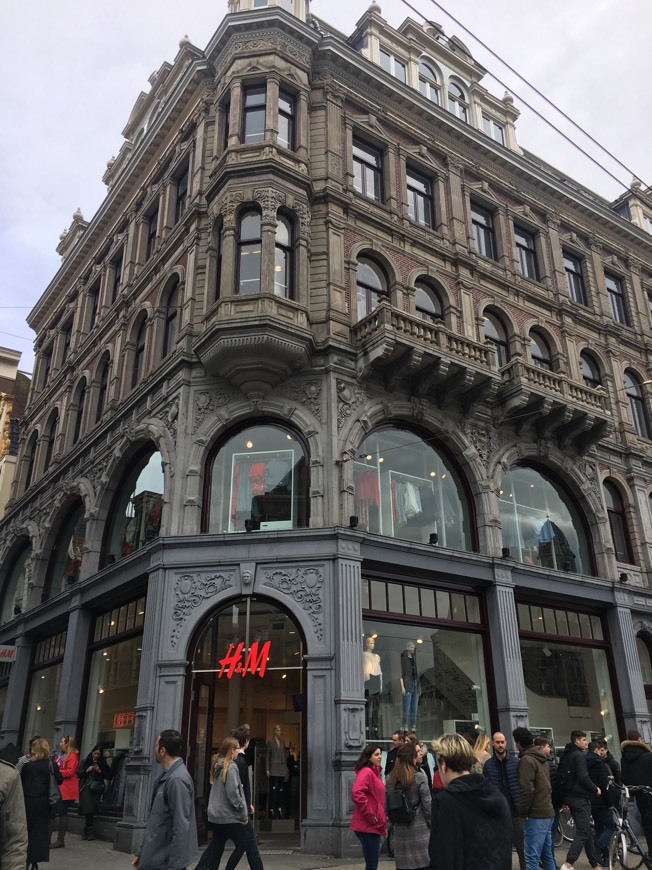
[51, 735, 79, 848]
[350, 744, 386, 870]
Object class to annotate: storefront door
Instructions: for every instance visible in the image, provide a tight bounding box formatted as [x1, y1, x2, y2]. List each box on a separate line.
[188, 597, 303, 843]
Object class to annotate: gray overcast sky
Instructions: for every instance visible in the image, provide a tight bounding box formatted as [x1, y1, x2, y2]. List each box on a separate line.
[1, 0, 650, 375]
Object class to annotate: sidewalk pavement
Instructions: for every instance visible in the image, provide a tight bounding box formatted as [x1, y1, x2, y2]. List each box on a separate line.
[44, 836, 601, 869]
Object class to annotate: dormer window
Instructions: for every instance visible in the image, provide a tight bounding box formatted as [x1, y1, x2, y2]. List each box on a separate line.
[448, 82, 468, 122]
[380, 49, 406, 83]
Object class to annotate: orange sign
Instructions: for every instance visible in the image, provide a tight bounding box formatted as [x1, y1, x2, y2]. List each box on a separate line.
[113, 711, 135, 728]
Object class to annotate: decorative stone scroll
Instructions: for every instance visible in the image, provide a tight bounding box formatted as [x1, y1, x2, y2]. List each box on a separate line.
[336, 380, 366, 432]
[261, 565, 324, 641]
[171, 571, 235, 647]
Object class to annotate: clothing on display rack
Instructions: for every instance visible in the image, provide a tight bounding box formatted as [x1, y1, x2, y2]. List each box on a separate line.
[354, 470, 380, 529]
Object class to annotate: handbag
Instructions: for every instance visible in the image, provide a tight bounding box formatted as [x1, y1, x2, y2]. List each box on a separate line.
[386, 786, 415, 824]
[89, 780, 105, 794]
[49, 762, 62, 807]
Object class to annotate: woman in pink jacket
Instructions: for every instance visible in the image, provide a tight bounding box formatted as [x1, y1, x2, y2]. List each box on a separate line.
[51, 735, 79, 848]
[350, 743, 386, 870]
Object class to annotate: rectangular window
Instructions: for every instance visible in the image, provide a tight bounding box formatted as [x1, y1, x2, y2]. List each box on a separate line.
[174, 165, 189, 224]
[563, 252, 587, 305]
[41, 348, 52, 388]
[243, 85, 266, 144]
[605, 271, 629, 325]
[379, 48, 406, 83]
[406, 167, 433, 228]
[514, 226, 538, 280]
[61, 322, 72, 363]
[482, 116, 505, 145]
[277, 89, 295, 149]
[88, 282, 100, 330]
[145, 208, 158, 261]
[471, 202, 497, 260]
[353, 139, 383, 202]
[110, 252, 123, 305]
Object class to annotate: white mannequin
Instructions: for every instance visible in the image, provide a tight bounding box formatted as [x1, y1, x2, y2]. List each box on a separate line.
[363, 636, 383, 688]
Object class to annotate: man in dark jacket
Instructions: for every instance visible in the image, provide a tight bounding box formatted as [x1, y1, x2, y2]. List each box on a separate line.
[384, 730, 403, 778]
[557, 730, 601, 870]
[586, 740, 616, 864]
[430, 733, 511, 870]
[233, 725, 264, 870]
[513, 727, 555, 870]
[484, 732, 525, 870]
[620, 734, 652, 853]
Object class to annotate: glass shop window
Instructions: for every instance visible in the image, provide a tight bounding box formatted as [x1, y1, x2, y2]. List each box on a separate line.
[103, 450, 163, 565]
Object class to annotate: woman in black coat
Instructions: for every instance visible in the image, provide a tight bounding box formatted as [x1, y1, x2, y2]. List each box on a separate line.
[20, 737, 51, 870]
[78, 745, 111, 839]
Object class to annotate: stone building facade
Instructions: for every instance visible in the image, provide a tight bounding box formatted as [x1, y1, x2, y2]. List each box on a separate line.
[1, 0, 652, 856]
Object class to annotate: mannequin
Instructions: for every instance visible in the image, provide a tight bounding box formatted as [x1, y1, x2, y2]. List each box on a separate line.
[266, 725, 289, 819]
[400, 641, 419, 731]
[363, 636, 383, 738]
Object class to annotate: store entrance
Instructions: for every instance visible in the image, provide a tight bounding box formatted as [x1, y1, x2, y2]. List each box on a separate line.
[188, 598, 303, 844]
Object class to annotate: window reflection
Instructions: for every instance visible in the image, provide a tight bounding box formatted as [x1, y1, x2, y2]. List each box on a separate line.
[104, 451, 163, 565]
[45, 504, 87, 598]
[499, 466, 589, 573]
[354, 427, 471, 549]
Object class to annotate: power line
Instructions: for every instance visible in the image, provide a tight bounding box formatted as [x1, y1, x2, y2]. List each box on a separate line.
[0, 331, 34, 343]
[396, 0, 646, 193]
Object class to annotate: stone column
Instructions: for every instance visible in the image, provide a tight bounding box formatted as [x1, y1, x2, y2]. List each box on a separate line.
[53, 595, 92, 745]
[0, 630, 32, 748]
[302, 652, 336, 854]
[606, 600, 650, 742]
[485, 567, 528, 744]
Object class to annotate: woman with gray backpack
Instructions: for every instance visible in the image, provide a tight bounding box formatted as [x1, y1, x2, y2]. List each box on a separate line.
[386, 742, 431, 870]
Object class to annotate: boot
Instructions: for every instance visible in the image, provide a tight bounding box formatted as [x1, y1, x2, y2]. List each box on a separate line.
[81, 827, 89, 840]
[87, 829, 95, 840]
[51, 815, 68, 848]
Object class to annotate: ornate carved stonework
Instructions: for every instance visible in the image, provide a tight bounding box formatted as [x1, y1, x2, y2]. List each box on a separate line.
[577, 458, 600, 498]
[343, 706, 365, 748]
[459, 422, 505, 469]
[337, 380, 366, 432]
[261, 565, 324, 641]
[193, 389, 235, 431]
[216, 191, 244, 225]
[277, 380, 322, 421]
[253, 187, 286, 220]
[171, 571, 235, 647]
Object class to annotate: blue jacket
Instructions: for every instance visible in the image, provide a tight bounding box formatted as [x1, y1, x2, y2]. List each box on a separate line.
[483, 753, 520, 815]
[137, 758, 199, 870]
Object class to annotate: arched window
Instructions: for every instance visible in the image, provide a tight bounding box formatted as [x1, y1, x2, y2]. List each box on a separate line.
[73, 380, 87, 443]
[0, 544, 31, 625]
[204, 423, 308, 533]
[274, 214, 293, 298]
[603, 480, 634, 564]
[499, 465, 590, 573]
[95, 355, 110, 423]
[354, 426, 472, 549]
[356, 257, 389, 320]
[414, 281, 443, 323]
[23, 432, 37, 492]
[483, 310, 510, 367]
[624, 370, 650, 438]
[131, 316, 147, 389]
[529, 330, 552, 370]
[103, 447, 164, 566]
[43, 411, 58, 471]
[418, 62, 439, 104]
[237, 209, 262, 295]
[579, 352, 601, 389]
[162, 281, 180, 358]
[448, 82, 468, 122]
[44, 502, 87, 599]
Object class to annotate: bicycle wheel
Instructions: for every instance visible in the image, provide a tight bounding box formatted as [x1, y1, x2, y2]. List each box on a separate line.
[609, 830, 646, 870]
[559, 808, 575, 842]
[554, 820, 563, 848]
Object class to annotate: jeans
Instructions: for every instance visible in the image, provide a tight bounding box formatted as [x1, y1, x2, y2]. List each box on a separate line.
[566, 798, 600, 867]
[196, 822, 248, 870]
[243, 814, 264, 870]
[354, 830, 381, 870]
[401, 687, 418, 730]
[592, 800, 617, 855]
[524, 816, 556, 870]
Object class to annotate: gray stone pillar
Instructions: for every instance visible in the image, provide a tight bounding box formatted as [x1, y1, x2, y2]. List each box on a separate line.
[606, 600, 650, 743]
[0, 630, 32, 749]
[302, 653, 336, 854]
[485, 567, 528, 745]
[53, 595, 92, 746]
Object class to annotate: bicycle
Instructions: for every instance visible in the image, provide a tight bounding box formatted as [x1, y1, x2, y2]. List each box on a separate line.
[554, 807, 576, 847]
[608, 783, 652, 870]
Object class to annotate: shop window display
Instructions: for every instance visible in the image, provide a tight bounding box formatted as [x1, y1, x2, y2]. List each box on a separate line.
[205, 424, 308, 533]
[361, 612, 489, 745]
[24, 632, 67, 747]
[44, 502, 87, 597]
[354, 427, 471, 549]
[499, 465, 590, 573]
[104, 450, 163, 565]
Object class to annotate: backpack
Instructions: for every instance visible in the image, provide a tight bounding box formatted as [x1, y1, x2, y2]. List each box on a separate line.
[386, 786, 416, 824]
[556, 752, 575, 799]
[549, 764, 564, 809]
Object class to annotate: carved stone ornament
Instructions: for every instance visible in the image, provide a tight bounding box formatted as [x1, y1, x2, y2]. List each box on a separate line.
[217, 191, 244, 225]
[337, 380, 366, 432]
[277, 380, 322, 421]
[343, 706, 365, 748]
[261, 566, 324, 641]
[459, 422, 504, 469]
[576, 458, 600, 498]
[171, 571, 235, 647]
[194, 389, 235, 431]
[253, 187, 286, 220]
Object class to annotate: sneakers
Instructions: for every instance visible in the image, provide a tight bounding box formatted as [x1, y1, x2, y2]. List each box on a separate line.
[560, 864, 574, 870]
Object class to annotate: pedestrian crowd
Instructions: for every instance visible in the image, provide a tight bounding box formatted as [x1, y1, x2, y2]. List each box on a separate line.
[348, 725, 652, 870]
